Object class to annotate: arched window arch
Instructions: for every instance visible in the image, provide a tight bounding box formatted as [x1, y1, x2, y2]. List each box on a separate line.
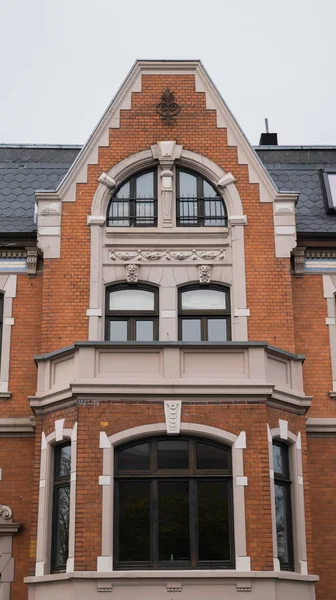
[272, 440, 294, 571]
[105, 283, 159, 341]
[107, 169, 157, 227]
[178, 284, 231, 341]
[114, 436, 234, 569]
[176, 168, 227, 227]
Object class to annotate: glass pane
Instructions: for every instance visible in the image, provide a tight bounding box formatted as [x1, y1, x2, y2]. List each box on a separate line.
[203, 180, 218, 198]
[273, 444, 288, 476]
[118, 442, 150, 471]
[181, 319, 201, 342]
[136, 320, 154, 341]
[158, 440, 189, 469]
[56, 445, 71, 478]
[158, 480, 190, 562]
[116, 181, 130, 198]
[109, 289, 154, 311]
[179, 172, 197, 197]
[109, 320, 128, 341]
[136, 172, 154, 198]
[328, 174, 336, 206]
[208, 319, 227, 341]
[53, 484, 70, 569]
[196, 442, 229, 470]
[204, 198, 225, 226]
[118, 481, 150, 562]
[181, 289, 226, 310]
[275, 483, 291, 565]
[197, 480, 230, 561]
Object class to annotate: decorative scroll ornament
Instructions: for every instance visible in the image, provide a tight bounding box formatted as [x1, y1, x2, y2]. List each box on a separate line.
[156, 89, 181, 125]
[109, 248, 225, 263]
[0, 504, 12, 520]
[198, 264, 211, 284]
[126, 264, 139, 283]
[164, 401, 182, 435]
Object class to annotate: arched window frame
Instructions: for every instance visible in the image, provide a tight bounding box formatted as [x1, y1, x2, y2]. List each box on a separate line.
[176, 168, 227, 227]
[105, 283, 159, 342]
[178, 283, 231, 342]
[106, 169, 158, 228]
[113, 435, 234, 570]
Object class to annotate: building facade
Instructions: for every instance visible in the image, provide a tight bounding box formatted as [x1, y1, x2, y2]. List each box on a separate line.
[0, 60, 336, 599]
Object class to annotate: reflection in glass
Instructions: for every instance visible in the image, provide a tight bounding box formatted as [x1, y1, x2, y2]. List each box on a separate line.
[198, 481, 230, 561]
[181, 289, 226, 310]
[53, 485, 70, 569]
[273, 444, 286, 476]
[56, 445, 71, 478]
[158, 440, 189, 469]
[136, 172, 154, 198]
[118, 443, 150, 471]
[275, 483, 290, 565]
[109, 320, 128, 341]
[109, 289, 154, 311]
[208, 319, 227, 341]
[181, 319, 201, 342]
[119, 481, 150, 562]
[136, 320, 154, 341]
[179, 172, 197, 197]
[159, 480, 190, 562]
[196, 442, 229, 470]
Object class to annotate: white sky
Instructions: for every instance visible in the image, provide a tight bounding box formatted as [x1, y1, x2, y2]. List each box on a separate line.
[0, 0, 335, 146]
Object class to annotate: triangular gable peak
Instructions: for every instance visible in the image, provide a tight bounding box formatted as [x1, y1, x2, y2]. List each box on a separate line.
[36, 60, 296, 206]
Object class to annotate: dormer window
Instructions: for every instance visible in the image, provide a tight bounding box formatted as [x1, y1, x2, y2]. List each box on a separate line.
[107, 170, 157, 227]
[176, 169, 227, 227]
[321, 170, 336, 214]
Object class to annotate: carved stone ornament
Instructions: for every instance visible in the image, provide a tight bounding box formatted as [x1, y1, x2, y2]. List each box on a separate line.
[0, 504, 12, 520]
[26, 247, 38, 277]
[109, 248, 226, 263]
[198, 264, 211, 284]
[293, 247, 306, 277]
[156, 89, 181, 125]
[126, 264, 139, 283]
[164, 401, 182, 435]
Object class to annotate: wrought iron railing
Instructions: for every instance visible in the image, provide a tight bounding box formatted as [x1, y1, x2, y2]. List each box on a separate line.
[177, 196, 227, 226]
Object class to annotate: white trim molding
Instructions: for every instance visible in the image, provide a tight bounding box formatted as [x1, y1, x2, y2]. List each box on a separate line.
[0, 274, 17, 396]
[98, 422, 250, 573]
[322, 275, 336, 392]
[268, 426, 308, 574]
[35, 422, 77, 576]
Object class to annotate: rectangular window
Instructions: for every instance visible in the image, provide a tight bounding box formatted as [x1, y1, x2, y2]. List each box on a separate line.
[51, 443, 71, 572]
[322, 170, 336, 213]
[272, 442, 294, 571]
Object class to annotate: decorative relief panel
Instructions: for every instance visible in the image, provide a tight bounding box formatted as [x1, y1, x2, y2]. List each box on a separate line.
[125, 264, 139, 283]
[164, 401, 182, 435]
[109, 248, 226, 263]
[198, 264, 211, 284]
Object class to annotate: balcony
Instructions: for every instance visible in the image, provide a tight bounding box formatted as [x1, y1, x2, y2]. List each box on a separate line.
[30, 342, 311, 414]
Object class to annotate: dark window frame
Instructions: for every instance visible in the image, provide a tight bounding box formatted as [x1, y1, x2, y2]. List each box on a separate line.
[114, 436, 235, 570]
[51, 442, 71, 573]
[105, 283, 159, 341]
[176, 168, 227, 227]
[320, 168, 336, 214]
[107, 169, 158, 227]
[273, 440, 294, 571]
[178, 283, 231, 341]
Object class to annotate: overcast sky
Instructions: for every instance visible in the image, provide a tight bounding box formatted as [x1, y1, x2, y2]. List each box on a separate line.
[0, 0, 335, 147]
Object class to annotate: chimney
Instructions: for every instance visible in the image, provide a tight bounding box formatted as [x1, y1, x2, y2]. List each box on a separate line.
[259, 118, 278, 146]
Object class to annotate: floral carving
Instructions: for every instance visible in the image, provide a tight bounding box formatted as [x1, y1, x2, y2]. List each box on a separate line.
[126, 264, 139, 283]
[164, 401, 182, 435]
[198, 264, 211, 284]
[109, 249, 226, 263]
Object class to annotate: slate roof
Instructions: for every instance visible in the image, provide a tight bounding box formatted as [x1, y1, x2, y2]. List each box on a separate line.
[0, 144, 336, 236]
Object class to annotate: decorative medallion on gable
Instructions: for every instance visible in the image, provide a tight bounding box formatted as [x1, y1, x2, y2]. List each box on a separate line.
[156, 89, 181, 125]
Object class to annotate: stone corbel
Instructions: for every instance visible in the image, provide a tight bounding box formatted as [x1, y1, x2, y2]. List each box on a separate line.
[25, 247, 39, 277]
[217, 173, 236, 188]
[97, 173, 116, 189]
[293, 247, 306, 277]
[126, 264, 139, 283]
[164, 401, 182, 434]
[198, 264, 211, 284]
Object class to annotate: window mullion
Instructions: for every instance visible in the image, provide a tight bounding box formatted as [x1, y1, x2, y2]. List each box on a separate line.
[189, 478, 197, 568]
[152, 479, 159, 567]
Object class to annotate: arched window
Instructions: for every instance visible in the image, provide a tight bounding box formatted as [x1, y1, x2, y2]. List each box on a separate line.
[178, 285, 231, 341]
[114, 436, 234, 569]
[51, 442, 71, 573]
[273, 441, 294, 571]
[107, 170, 157, 227]
[176, 169, 227, 227]
[105, 284, 159, 341]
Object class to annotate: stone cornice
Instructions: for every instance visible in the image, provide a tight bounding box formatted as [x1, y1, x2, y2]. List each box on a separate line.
[0, 416, 36, 436]
[306, 418, 336, 436]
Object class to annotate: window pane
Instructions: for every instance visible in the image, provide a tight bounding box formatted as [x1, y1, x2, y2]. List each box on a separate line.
[179, 172, 197, 197]
[53, 484, 70, 569]
[118, 443, 150, 471]
[136, 172, 154, 198]
[196, 442, 229, 470]
[275, 483, 291, 565]
[136, 320, 154, 341]
[204, 199, 225, 226]
[109, 320, 128, 341]
[181, 319, 201, 342]
[181, 289, 226, 310]
[118, 481, 150, 562]
[198, 480, 230, 561]
[328, 174, 336, 206]
[203, 180, 218, 198]
[273, 444, 288, 476]
[158, 480, 190, 562]
[158, 440, 189, 470]
[208, 319, 227, 341]
[56, 445, 71, 478]
[116, 181, 130, 198]
[109, 289, 155, 311]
